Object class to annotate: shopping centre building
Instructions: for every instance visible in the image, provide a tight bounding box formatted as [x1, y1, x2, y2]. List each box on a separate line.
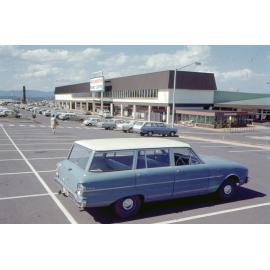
[54, 70, 270, 127]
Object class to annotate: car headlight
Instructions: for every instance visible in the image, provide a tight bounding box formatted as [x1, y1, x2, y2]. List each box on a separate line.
[76, 183, 85, 196]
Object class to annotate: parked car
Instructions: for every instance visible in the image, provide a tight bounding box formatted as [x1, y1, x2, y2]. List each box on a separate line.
[133, 121, 177, 136]
[55, 138, 249, 219]
[59, 112, 84, 121]
[121, 120, 136, 133]
[115, 120, 126, 129]
[0, 109, 22, 118]
[83, 117, 101, 126]
[44, 110, 51, 117]
[97, 118, 118, 130]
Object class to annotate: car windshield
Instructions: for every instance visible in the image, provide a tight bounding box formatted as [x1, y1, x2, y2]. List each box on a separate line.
[135, 121, 144, 126]
[68, 144, 92, 170]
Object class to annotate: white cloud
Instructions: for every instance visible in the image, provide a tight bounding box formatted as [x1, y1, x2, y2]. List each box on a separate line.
[20, 64, 61, 78]
[20, 47, 101, 62]
[139, 46, 210, 70]
[219, 68, 253, 80]
[0, 45, 19, 57]
[100, 46, 210, 76]
[99, 53, 128, 67]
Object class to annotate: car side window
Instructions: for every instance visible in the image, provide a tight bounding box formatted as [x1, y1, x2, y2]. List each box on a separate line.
[90, 150, 134, 172]
[173, 148, 202, 166]
[157, 123, 164, 127]
[145, 123, 151, 127]
[136, 149, 170, 169]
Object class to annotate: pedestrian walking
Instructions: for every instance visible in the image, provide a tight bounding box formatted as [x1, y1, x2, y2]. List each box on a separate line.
[50, 115, 57, 135]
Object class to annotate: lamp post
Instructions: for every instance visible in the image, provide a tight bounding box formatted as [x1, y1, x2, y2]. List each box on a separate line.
[171, 61, 201, 127]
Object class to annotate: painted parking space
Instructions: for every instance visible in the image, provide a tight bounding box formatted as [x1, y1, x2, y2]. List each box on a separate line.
[0, 195, 69, 224]
[1, 112, 270, 224]
[0, 173, 47, 198]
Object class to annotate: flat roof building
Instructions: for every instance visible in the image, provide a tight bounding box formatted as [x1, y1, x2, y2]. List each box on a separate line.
[54, 70, 217, 123]
[54, 70, 270, 125]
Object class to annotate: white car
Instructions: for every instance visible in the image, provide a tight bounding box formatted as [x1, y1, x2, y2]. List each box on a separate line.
[132, 121, 146, 133]
[121, 120, 136, 132]
[115, 120, 127, 130]
[83, 118, 101, 126]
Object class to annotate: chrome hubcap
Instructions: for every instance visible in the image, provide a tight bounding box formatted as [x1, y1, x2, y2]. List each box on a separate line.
[224, 185, 232, 195]
[122, 198, 134, 211]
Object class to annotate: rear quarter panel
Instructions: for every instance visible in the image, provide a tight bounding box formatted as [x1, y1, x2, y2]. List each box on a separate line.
[83, 170, 136, 207]
[206, 161, 248, 192]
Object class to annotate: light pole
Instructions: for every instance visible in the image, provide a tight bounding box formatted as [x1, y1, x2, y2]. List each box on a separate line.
[171, 61, 201, 127]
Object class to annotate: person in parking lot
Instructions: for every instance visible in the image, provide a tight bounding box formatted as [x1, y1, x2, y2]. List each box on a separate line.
[50, 115, 57, 135]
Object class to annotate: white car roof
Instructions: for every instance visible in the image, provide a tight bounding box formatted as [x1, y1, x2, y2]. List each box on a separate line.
[75, 138, 190, 151]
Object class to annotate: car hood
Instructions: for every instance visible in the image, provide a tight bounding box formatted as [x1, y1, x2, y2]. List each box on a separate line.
[200, 154, 247, 169]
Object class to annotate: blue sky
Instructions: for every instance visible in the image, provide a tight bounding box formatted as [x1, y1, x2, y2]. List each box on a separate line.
[0, 45, 269, 93]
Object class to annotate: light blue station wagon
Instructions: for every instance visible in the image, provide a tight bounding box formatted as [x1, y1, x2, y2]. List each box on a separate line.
[55, 138, 249, 219]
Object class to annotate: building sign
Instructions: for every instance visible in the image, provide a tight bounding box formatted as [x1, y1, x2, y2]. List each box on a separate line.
[90, 76, 104, 92]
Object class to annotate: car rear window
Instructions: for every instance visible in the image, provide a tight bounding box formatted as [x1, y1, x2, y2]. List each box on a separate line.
[68, 144, 92, 170]
[90, 150, 134, 172]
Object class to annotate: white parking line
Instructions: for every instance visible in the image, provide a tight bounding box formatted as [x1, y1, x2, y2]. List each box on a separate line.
[199, 145, 234, 148]
[1, 126, 77, 224]
[157, 202, 270, 224]
[28, 156, 66, 160]
[0, 143, 13, 146]
[11, 136, 75, 138]
[0, 157, 65, 162]
[0, 171, 33, 176]
[21, 149, 69, 152]
[11, 138, 75, 141]
[17, 142, 72, 145]
[181, 135, 270, 150]
[0, 170, 56, 176]
[0, 193, 56, 201]
[229, 149, 269, 153]
[0, 149, 69, 152]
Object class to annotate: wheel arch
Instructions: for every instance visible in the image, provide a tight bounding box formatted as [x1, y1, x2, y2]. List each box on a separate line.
[223, 174, 240, 185]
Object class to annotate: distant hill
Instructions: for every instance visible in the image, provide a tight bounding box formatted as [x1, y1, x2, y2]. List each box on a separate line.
[0, 90, 54, 100]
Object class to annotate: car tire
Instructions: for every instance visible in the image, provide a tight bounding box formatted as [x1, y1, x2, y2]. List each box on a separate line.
[169, 131, 176, 137]
[140, 133, 144, 136]
[123, 130, 127, 133]
[148, 131, 153, 136]
[113, 196, 142, 219]
[218, 178, 238, 201]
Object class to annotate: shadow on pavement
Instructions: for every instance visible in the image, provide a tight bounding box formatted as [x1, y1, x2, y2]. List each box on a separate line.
[85, 186, 266, 224]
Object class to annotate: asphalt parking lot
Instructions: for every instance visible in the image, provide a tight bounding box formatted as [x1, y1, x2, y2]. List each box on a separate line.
[0, 110, 269, 223]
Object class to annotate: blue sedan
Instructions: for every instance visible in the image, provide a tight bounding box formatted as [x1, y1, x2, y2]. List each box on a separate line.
[133, 121, 178, 136]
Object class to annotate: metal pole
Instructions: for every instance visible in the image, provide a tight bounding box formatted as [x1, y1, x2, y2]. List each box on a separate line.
[101, 71, 104, 113]
[171, 68, 177, 127]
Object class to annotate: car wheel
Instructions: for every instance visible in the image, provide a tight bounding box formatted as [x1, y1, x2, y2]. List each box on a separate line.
[218, 178, 238, 201]
[140, 133, 144, 136]
[169, 131, 176, 137]
[123, 130, 127, 133]
[148, 131, 153, 136]
[113, 196, 142, 219]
